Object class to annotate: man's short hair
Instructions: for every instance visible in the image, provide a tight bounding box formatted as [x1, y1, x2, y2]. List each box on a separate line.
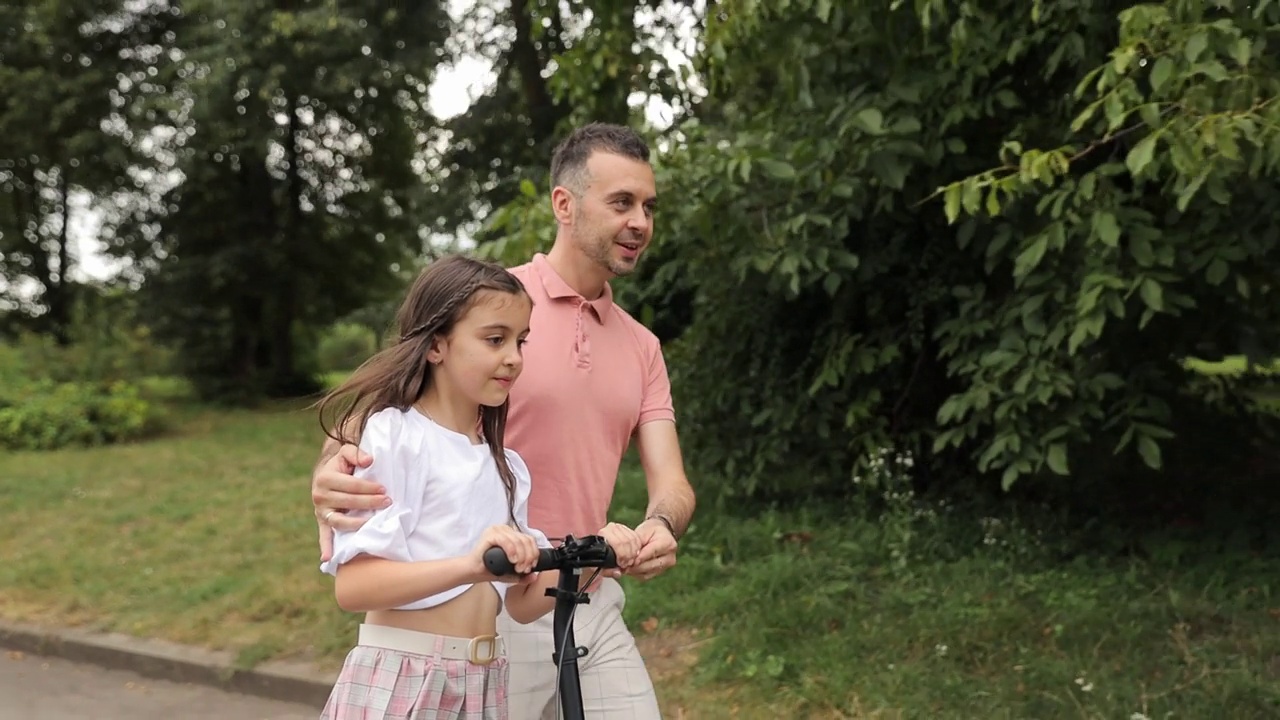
[550, 122, 651, 194]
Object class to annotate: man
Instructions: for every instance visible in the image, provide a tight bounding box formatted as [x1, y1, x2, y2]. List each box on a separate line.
[310, 122, 696, 719]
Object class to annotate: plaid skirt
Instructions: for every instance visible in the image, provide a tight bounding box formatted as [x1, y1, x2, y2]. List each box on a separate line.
[321, 634, 508, 719]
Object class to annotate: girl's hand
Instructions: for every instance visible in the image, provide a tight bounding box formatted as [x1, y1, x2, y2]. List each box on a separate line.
[596, 522, 642, 573]
[472, 525, 540, 583]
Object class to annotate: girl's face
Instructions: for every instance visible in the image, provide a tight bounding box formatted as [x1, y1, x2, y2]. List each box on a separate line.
[428, 290, 532, 408]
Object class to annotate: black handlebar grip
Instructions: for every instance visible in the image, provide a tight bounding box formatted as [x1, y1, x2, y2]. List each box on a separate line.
[483, 547, 561, 575]
[482, 546, 518, 576]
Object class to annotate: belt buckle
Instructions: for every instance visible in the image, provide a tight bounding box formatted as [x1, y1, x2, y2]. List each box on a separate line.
[468, 634, 499, 665]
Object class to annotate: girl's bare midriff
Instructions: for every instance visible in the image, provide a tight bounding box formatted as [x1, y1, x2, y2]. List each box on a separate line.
[363, 583, 502, 639]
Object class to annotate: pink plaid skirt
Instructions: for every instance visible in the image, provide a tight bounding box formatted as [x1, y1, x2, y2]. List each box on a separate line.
[321, 627, 509, 719]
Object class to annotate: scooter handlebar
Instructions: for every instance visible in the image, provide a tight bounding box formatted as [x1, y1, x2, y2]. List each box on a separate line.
[483, 534, 618, 576]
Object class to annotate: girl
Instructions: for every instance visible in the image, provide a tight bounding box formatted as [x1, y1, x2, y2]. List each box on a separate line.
[315, 254, 609, 719]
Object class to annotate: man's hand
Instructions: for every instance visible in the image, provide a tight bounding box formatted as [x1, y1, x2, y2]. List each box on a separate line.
[595, 522, 643, 578]
[624, 517, 678, 581]
[313, 443, 388, 561]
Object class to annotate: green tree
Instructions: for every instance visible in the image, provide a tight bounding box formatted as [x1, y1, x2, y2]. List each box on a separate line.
[124, 1, 451, 399]
[568, 0, 1280, 502]
[424, 0, 702, 242]
[0, 0, 173, 343]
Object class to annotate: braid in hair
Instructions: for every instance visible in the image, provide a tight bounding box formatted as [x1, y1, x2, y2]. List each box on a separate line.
[399, 277, 490, 403]
[400, 277, 487, 343]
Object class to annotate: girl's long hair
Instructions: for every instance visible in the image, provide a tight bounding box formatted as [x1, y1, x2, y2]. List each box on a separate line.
[317, 254, 530, 522]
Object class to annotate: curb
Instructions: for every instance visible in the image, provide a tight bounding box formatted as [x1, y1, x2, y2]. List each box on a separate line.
[0, 619, 335, 708]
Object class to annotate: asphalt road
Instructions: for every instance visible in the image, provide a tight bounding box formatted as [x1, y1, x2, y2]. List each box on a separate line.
[0, 649, 320, 719]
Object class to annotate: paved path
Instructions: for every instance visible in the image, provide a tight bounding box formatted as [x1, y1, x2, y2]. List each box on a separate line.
[0, 649, 319, 719]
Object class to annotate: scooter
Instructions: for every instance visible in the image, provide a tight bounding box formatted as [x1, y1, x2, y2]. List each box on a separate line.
[484, 534, 618, 720]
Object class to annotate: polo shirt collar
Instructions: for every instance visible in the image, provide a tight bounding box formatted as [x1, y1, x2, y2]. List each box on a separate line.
[530, 253, 613, 323]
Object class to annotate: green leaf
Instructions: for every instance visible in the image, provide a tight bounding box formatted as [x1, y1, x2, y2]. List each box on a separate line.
[1078, 173, 1097, 200]
[868, 152, 907, 190]
[1130, 235, 1155, 266]
[519, 178, 537, 197]
[1046, 443, 1069, 475]
[852, 108, 884, 135]
[1185, 32, 1207, 64]
[1139, 278, 1163, 312]
[985, 187, 1001, 216]
[1126, 134, 1157, 177]
[943, 185, 961, 224]
[1149, 57, 1173, 92]
[961, 182, 982, 216]
[1206, 258, 1229, 285]
[1068, 320, 1092, 354]
[1001, 464, 1021, 491]
[1092, 211, 1120, 247]
[1014, 234, 1049, 278]
[816, 0, 833, 22]
[1139, 103, 1163, 128]
[1137, 435, 1162, 469]
[1071, 100, 1101, 132]
[1104, 93, 1125, 131]
[892, 116, 922, 134]
[822, 272, 841, 296]
[1021, 312, 1046, 335]
[1231, 38, 1251, 67]
[759, 158, 796, 180]
[1176, 169, 1209, 212]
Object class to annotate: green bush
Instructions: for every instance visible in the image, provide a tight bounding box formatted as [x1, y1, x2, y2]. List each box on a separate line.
[0, 380, 167, 451]
[317, 322, 378, 374]
[0, 329, 175, 385]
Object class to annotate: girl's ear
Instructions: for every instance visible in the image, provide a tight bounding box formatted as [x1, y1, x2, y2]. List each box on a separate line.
[426, 335, 445, 365]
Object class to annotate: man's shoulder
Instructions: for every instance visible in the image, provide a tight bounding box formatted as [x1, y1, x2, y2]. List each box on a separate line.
[506, 260, 535, 281]
[608, 302, 662, 349]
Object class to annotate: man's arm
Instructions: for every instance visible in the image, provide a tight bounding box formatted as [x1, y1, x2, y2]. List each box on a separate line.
[315, 436, 343, 473]
[311, 435, 389, 561]
[626, 418, 695, 580]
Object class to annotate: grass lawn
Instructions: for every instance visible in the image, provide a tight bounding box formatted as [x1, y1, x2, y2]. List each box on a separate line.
[3, 396, 1280, 718]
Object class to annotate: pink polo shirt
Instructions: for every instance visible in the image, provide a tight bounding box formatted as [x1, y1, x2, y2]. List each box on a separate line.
[505, 254, 675, 541]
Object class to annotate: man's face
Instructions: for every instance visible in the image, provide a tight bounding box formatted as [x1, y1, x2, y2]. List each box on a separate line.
[568, 151, 657, 278]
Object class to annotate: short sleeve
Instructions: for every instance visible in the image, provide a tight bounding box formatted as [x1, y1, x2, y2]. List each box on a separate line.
[506, 449, 553, 549]
[638, 338, 676, 427]
[319, 409, 421, 576]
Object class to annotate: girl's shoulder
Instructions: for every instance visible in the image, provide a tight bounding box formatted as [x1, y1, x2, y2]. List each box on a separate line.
[363, 405, 411, 434]
[502, 447, 532, 483]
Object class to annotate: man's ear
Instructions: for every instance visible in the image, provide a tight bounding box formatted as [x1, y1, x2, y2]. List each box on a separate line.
[551, 185, 575, 225]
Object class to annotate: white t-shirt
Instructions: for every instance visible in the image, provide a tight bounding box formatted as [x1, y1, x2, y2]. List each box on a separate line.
[319, 406, 551, 610]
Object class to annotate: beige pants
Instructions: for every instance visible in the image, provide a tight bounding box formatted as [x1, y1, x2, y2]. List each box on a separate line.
[498, 577, 661, 719]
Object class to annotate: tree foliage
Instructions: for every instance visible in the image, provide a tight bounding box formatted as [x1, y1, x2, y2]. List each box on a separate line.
[123, 0, 452, 398]
[7, 0, 1278, 500]
[623, 0, 1280, 500]
[0, 0, 173, 342]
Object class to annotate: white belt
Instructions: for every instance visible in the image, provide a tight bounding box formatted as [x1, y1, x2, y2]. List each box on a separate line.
[357, 623, 505, 665]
